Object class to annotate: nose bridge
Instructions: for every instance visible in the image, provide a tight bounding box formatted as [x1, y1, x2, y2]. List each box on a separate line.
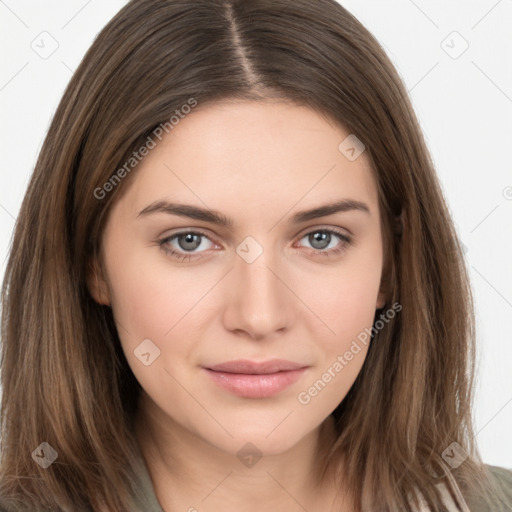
[223, 236, 292, 338]
[238, 253, 280, 300]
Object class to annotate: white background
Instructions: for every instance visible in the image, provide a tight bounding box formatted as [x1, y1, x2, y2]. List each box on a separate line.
[0, 1, 511, 466]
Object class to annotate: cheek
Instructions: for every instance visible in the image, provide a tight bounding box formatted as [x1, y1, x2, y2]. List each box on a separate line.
[295, 269, 380, 414]
[332, 276, 380, 347]
[103, 249, 203, 397]
[105, 243, 200, 335]
[103, 245, 220, 378]
[304, 257, 382, 351]
[107, 267, 170, 338]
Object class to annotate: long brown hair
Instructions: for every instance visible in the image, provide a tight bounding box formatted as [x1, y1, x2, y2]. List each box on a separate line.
[0, 0, 504, 510]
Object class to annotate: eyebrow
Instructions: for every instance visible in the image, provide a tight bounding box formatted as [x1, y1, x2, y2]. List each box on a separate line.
[137, 199, 370, 227]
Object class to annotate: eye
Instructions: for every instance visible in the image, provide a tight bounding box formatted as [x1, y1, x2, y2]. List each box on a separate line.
[158, 231, 215, 261]
[158, 227, 353, 262]
[296, 228, 352, 256]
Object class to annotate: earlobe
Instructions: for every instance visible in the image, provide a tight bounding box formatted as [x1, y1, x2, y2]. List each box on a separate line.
[376, 289, 387, 310]
[86, 258, 111, 306]
[376, 258, 390, 310]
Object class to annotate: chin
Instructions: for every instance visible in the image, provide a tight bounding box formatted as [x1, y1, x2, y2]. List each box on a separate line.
[205, 423, 315, 459]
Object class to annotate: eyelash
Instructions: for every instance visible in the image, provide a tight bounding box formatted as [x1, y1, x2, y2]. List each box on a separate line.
[157, 228, 352, 262]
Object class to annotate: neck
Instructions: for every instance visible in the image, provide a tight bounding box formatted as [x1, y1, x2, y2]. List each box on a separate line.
[134, 392, 348, 512]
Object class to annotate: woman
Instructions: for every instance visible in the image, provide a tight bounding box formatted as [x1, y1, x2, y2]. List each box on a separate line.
[1, 0, 511, 510]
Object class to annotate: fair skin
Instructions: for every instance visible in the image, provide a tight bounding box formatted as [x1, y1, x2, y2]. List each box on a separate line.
[90, 99, 387, 512]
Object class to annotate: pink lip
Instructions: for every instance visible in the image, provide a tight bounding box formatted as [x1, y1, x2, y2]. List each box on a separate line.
[203, 359, 308, 398]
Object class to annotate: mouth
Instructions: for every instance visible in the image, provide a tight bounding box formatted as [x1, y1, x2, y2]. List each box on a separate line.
[203, 359, 309, 398]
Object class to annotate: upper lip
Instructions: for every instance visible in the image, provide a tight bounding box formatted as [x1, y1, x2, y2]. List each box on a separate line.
[205, 359, 308, 375]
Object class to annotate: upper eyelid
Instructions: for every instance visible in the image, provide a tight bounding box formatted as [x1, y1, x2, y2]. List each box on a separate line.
[296, 225, 351, 239]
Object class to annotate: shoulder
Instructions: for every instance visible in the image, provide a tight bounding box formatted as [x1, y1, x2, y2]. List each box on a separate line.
[487, 464, 512, 481]
[487, 464, 512, 497]
[466, 464, 512, 512]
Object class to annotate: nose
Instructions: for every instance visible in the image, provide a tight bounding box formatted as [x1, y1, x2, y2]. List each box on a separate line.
[221, 247, 294, 340]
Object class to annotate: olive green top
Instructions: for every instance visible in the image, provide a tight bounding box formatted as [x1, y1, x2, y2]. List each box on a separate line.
[1, 446, 511, 510]
[129, 443, 165, 512]
[130, 444, 512, 512]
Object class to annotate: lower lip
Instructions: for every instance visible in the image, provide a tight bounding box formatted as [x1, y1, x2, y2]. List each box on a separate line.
[203, 368, 307, 398]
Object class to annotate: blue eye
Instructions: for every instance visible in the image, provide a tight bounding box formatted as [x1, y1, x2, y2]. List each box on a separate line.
[158, 227, 352, 262]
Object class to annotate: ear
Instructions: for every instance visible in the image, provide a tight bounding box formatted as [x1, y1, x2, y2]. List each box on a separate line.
[376, 286, 387, 310]
[86, 257, 111, 306]
[375, 263, 389, 310]
[376, 211, 402, 310]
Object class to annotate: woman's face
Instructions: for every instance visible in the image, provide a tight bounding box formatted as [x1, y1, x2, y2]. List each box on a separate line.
[93, 99, 386, 456]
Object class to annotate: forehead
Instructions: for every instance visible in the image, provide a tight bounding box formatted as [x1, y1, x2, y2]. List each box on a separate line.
[114, 100, 379, 222]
